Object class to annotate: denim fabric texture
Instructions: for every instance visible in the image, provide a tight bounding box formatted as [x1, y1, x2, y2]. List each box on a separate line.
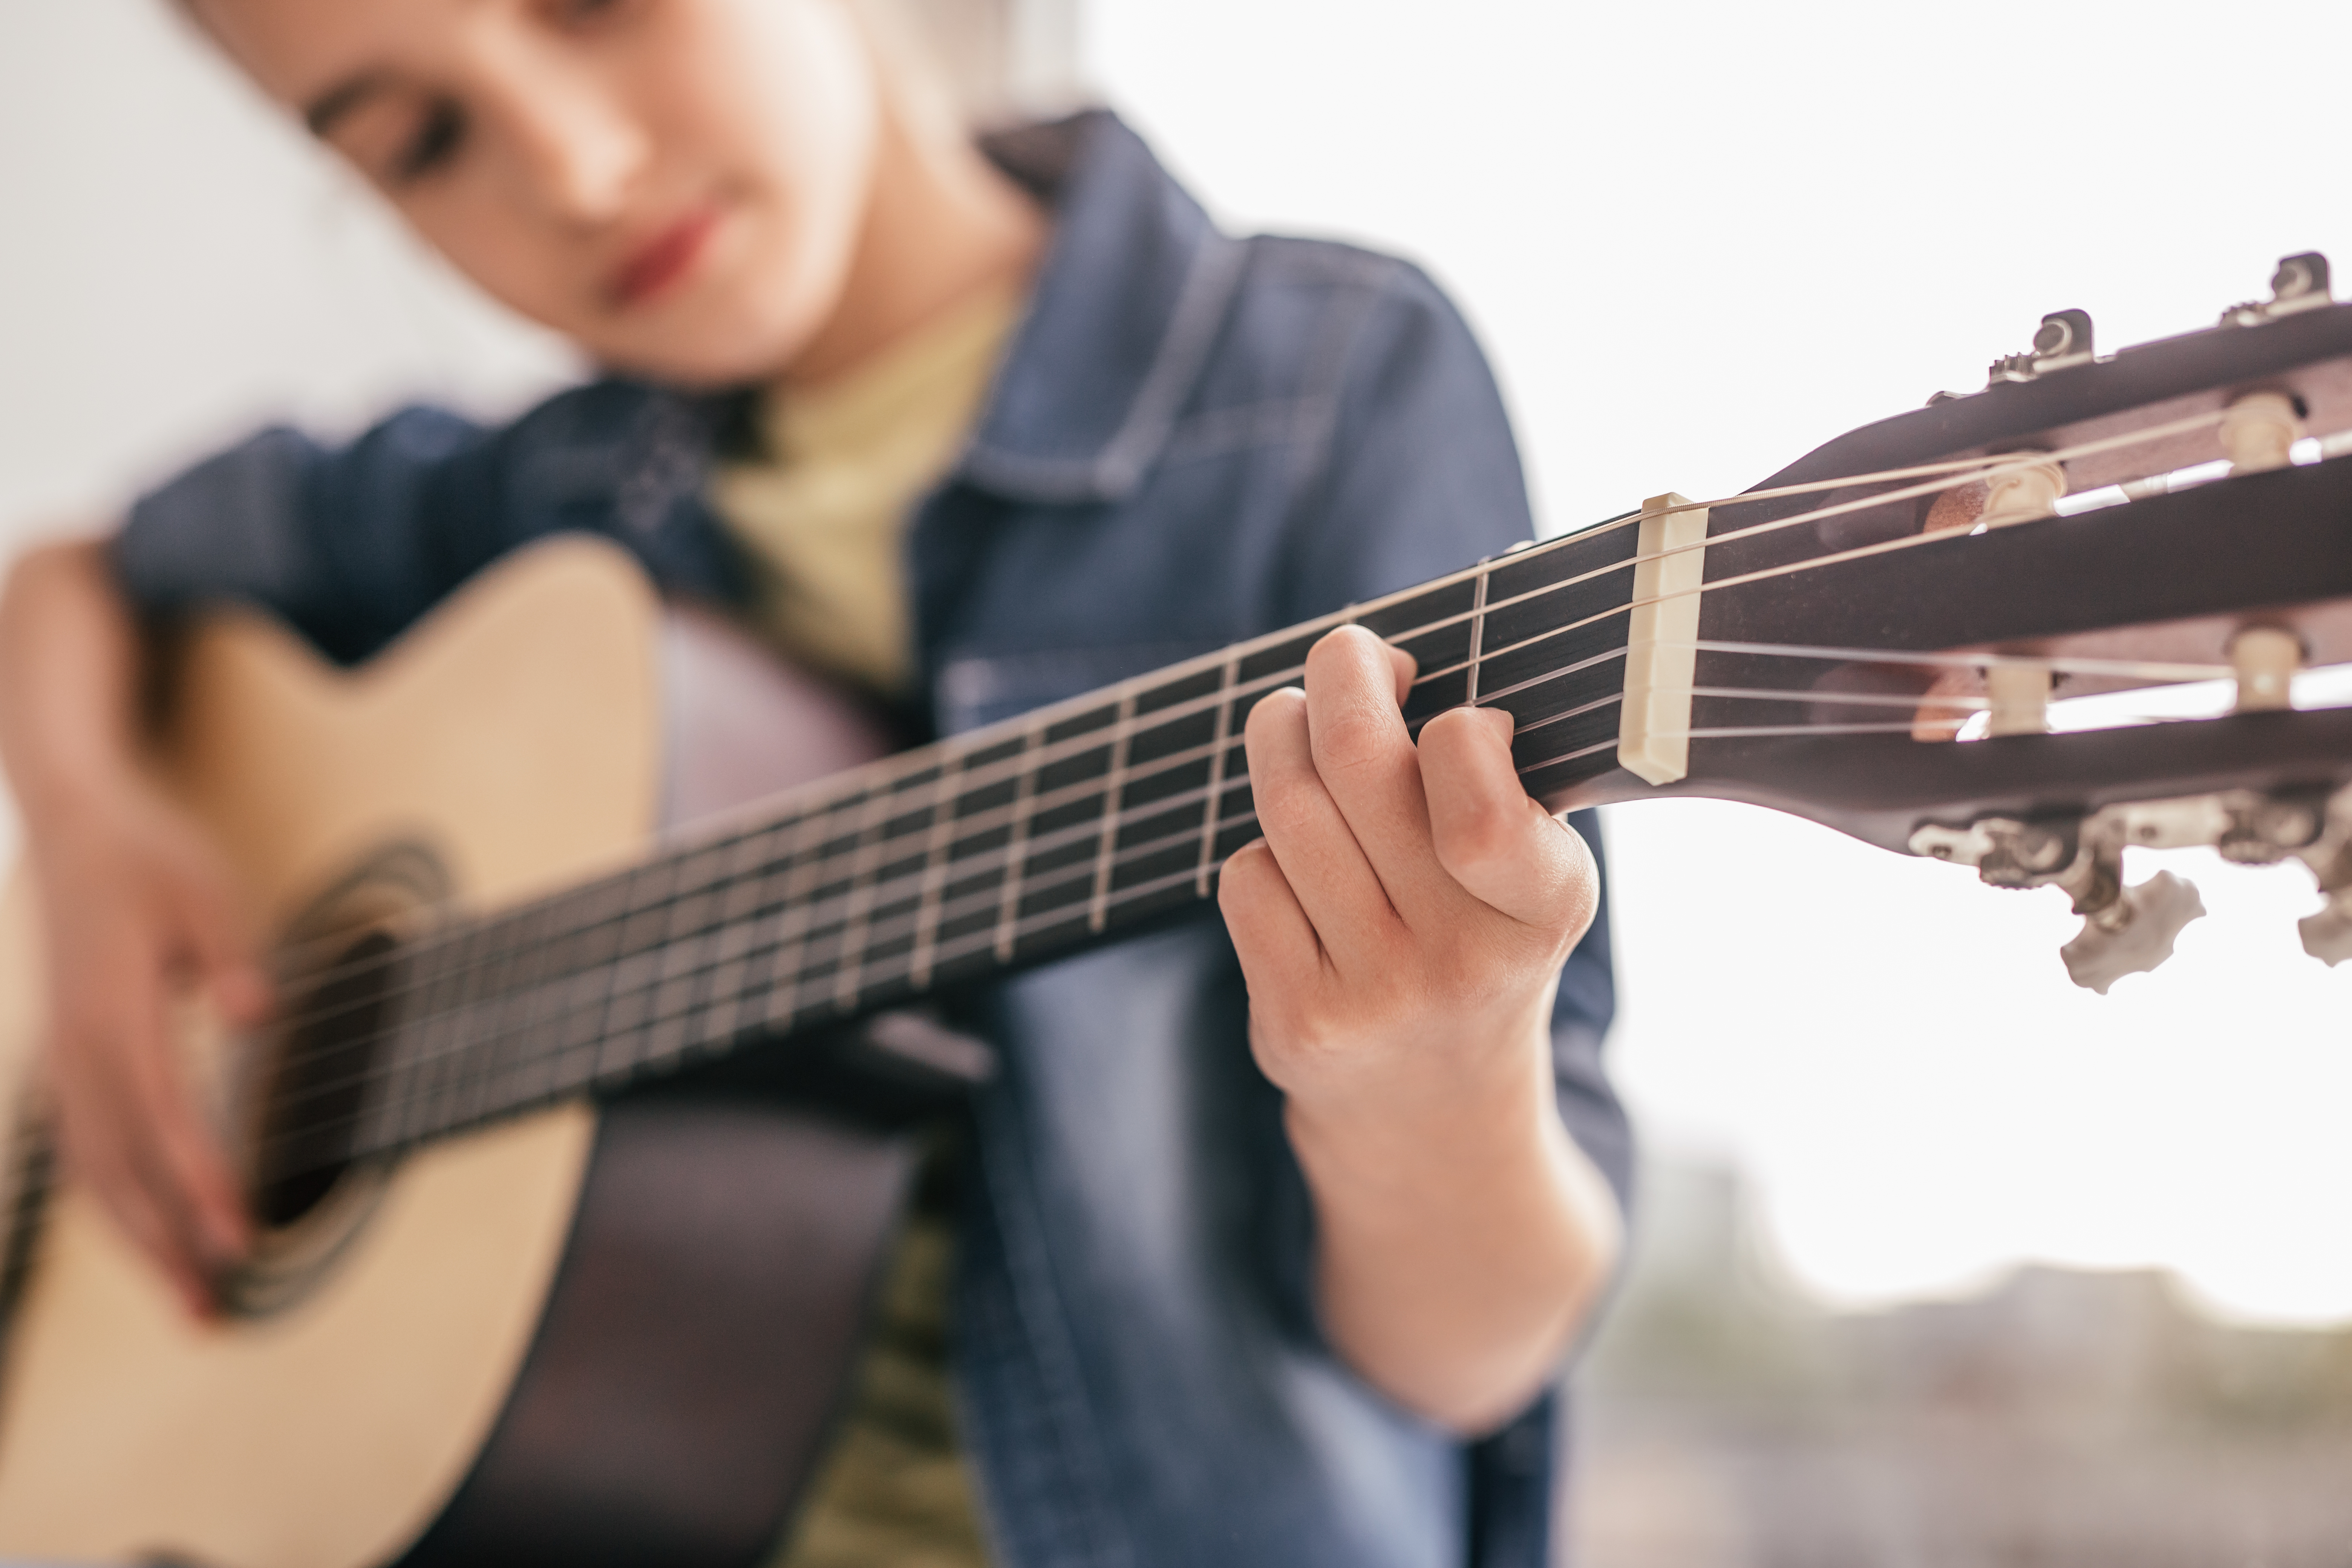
[116, 111, 1629, 1568]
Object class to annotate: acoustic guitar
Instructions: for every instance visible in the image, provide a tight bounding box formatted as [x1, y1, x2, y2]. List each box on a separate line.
[6, 252, 2352, 1566]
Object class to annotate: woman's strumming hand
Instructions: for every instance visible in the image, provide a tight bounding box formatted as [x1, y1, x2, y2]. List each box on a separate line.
[28, 777, 266, 1317]
[0, 540, 263, 1317]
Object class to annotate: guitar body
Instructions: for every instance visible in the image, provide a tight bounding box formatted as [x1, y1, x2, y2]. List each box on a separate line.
[0, 538, 905, 1568]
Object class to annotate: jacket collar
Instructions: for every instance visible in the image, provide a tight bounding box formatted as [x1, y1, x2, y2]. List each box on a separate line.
[955, 111, 1245, 505]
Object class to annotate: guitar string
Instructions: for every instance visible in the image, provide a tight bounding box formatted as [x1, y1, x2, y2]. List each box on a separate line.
[243, 617, 2246, 1122]
[237, 420, 2204, 992]
[254, 409, 2228, 993]
[58, 636, 2282, 1203]
[254, 656, 2299, 1180]
[248, 432, 2293, 1155]
[243, 648, 2253, 1166]
[252, 627, 2243, 1133]
[257, 411, 2239, 1067]
[70, 413, 2306, 1184]
[250, 406, 2249, 1004]
[233, 418, 2291, 1150]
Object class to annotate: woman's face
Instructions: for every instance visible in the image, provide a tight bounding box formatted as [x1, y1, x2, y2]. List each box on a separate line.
[194, 0, 883, 386]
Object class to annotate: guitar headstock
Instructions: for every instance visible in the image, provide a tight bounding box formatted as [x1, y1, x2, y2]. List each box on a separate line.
[1555, 253, 2352, 991]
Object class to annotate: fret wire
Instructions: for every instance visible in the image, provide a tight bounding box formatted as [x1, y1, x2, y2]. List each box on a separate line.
[617, 831, 747, 1080]
[729, 812, 813, 1037]
[418, 926, 487, 1147]
[694, 828, 786, 1049]
[487, 895, 578, 1120]
[595, 858, 671, 1083]
[592, 854, 678, 1084]
[637, 870, 710, 1074]
[1193, 654, 1240, 898]
[666, 833, 758, 1062]
[761, 796, 841, 1029]
[498, 925, 575, 1118]
[458, 902, 545, 1129]
[629, 853, 720, 1075]
[830, 784, 898, 1015]
[668, 819, 799, 1065]
[357, 943, 422, 1155]
[910, 745, 965, 989]
[547, 882, 628, 1104]
[519, 896, 598, 1108]
[1087, 691, 1139, 934]
[1466, 558, 1491, 705]
[656, 837, 741, 1061]
[392, 931, 452, 1149]
[417, 923, 491, 1148]
[993, 718, 1046, 964]
[548, 941, 614, 1100]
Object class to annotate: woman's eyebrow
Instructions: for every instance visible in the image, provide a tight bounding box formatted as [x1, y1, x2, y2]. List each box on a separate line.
[305, 72, 394, 138]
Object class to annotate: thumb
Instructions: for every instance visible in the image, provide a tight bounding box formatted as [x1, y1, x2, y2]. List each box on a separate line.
[172, 871, 273, 1027]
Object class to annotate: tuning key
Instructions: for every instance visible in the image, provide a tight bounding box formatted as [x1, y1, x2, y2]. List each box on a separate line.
[2298, 896, 2352, 967]
[2220, 251, 2334, 326]
[1986, 309, 2095, 387]
[2058, 870, 2205, 994]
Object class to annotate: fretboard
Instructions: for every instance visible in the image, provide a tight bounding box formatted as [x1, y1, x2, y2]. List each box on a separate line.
[285, 516, 1640, 1180]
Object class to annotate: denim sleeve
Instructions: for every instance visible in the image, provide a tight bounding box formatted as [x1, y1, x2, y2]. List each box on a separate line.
[1286, 259, 1630, 1212]
[112, 383, 748, 667]
[114, 409, 498, 666]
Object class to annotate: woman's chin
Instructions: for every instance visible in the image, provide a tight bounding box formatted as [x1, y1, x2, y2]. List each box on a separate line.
[584, 310, 813, 390]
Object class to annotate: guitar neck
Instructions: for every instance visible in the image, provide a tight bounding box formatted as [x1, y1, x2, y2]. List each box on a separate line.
[317, 520, 1638, 1168]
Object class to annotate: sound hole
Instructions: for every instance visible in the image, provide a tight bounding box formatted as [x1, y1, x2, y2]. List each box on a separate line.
[254, 928, 399, 1230]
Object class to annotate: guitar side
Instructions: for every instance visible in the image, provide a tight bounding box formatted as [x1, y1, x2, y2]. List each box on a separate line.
[0, 540, 657, 1567]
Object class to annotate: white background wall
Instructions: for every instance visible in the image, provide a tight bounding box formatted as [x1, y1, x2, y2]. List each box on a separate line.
[7, 0, 2352, 1320]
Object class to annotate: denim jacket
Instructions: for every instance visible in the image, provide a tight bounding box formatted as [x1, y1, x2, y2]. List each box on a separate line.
[116, 111, 1628, 1568]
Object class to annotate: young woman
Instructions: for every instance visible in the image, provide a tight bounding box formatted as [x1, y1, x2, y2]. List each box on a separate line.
[0, 2, 1628, 1563]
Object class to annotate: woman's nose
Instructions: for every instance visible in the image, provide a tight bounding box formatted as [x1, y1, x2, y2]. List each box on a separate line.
[487, 48, 650, 226]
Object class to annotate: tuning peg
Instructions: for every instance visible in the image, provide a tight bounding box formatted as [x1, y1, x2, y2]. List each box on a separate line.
[2221, 251, 2334, 326]
[2298, 894, 2352, 967]
[1986, 309, 2096, 386]
[2059, 870, 2205, 994]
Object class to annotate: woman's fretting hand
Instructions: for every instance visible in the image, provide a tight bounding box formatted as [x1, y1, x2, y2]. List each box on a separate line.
[1218, 624, 1620, 1432]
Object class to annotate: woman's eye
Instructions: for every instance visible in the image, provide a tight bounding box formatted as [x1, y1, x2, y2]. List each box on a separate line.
[395, 103, 468, 182]
[553, 0, 629, 24]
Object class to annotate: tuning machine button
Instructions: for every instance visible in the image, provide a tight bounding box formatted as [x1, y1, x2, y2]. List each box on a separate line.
[1911, 813, 2208, 992]
[2059, 870, 2206, 994]
[2298, 895, 2352, 967]
[2221, 251, 2334, 326]
[1986, 309, 2095, 387]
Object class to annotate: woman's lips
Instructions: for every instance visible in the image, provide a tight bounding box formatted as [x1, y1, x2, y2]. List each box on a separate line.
[608, 206, 722, 309]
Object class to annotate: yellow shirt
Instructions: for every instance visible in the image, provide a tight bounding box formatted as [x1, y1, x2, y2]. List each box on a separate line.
[709, 293, 1020, 1568]
[712, 285, 1023, 697]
